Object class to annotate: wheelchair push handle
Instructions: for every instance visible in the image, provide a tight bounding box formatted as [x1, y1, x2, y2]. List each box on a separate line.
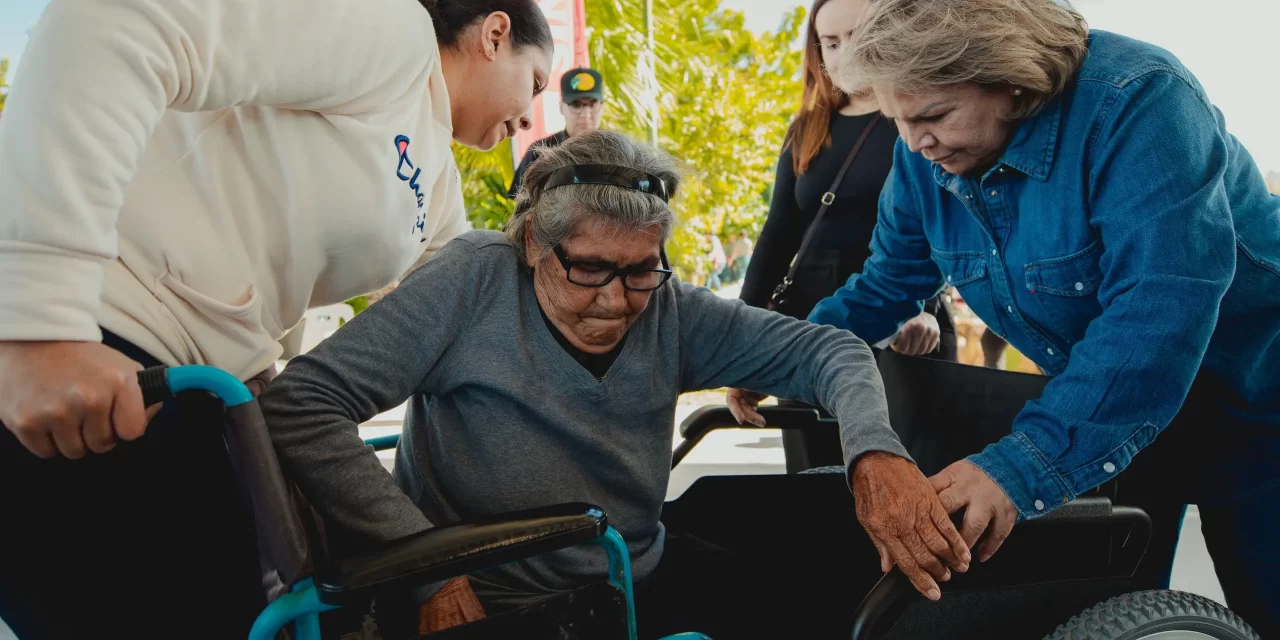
[135, 364, 311, 590]
[136, 365, 256, 408]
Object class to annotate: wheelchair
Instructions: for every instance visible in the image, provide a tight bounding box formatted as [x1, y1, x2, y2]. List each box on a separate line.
[136, 348, 1258, 639]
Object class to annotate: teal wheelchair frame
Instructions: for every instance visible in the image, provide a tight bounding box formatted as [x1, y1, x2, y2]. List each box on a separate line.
[137, 364, 707, 640]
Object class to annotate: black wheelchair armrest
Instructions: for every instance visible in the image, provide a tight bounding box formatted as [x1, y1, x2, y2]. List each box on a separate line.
[673, 405, 827, 468]
[316, 503, 607, 606]
[849, 497, 1151, 640]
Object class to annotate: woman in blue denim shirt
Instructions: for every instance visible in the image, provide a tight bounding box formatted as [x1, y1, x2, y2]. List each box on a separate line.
[773, 0, 1280, 633]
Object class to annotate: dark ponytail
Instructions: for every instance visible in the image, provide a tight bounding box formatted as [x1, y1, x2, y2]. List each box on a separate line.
[419, 0, 552, 52]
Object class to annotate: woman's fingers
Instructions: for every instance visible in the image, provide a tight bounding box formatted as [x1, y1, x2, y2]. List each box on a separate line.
[727, 391, 746, 424]
[885, 537, 941, 600]
[931, 503, 972, 571]
[917, 514, 968, 574]
[14, 429, 57, 459]
[727, 389, 766, 427]
[906, 529, 951, 582]
[51, 419, 88, 459]
[978, 504, 1018, 562]
[112, 374, 148, 444]
[873, 540, 893, 574]
[959, 500, 994, 550]
[929, 465, 956, 494]
[83, 398, 116, 454]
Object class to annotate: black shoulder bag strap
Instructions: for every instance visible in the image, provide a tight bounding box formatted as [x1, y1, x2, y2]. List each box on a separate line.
[769, 112, 883, 311]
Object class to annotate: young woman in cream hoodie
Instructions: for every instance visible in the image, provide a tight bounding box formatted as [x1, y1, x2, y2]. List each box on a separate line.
[0, 0, 552, 635]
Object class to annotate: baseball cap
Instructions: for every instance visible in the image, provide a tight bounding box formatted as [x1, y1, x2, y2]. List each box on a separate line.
[561, 68, 604, 104]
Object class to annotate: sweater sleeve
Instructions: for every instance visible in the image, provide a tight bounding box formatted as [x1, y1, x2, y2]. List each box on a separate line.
[0, 0, 441, 342]
[739, 141, 807, 308]
[677, 283, 909, 466]
[260, 234, 494, 547]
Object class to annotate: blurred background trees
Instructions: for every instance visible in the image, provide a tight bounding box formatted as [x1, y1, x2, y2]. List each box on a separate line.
[449, 1, 805, 283]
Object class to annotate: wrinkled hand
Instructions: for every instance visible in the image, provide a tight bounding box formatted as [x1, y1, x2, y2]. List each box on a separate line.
[418, 576, 486, 634]
[725, 388, 767, 427]
[930, 459, 1019, 563]
[891, 312, 940, 356]
[853, 452, 971, 600]
[0, 341, 162, 459]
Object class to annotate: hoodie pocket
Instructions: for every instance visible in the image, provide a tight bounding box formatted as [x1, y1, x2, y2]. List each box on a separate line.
[158, 271, 263, 327]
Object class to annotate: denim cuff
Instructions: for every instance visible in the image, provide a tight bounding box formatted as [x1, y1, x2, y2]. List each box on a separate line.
[967, 432, 1073, 521]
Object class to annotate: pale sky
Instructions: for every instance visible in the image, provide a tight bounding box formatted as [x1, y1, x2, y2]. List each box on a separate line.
[722, 0, 1280, 176]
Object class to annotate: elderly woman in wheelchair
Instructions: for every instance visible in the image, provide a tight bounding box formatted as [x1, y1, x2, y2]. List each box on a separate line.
[258, 130, 970, 639]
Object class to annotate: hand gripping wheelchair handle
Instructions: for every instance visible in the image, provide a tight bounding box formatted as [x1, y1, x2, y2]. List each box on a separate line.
[848, 496, 1152, 640]
[672, 405, 828, 468]
[315, 503, 609, 606]
[135, 365, 311, 587]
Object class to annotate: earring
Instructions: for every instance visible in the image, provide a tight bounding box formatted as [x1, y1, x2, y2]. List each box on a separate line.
[1013, 88, 1024, 96]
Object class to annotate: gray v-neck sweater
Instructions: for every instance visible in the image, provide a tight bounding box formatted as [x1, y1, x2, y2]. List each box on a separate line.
[262, 230, 905, 596]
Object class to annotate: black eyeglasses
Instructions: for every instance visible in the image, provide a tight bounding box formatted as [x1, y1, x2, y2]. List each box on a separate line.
[552, 245, 674, 291]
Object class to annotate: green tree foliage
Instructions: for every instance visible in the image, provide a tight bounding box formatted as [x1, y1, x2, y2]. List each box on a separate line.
[0, 58, 10, 114]
[452, 138, 518, 230]
[587, 0, 805, 281]
[448, 2, 805, 283]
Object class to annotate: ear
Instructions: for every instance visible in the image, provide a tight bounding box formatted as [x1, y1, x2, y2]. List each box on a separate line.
[479, 11, 513, 61]
[523, 217, 539, 266]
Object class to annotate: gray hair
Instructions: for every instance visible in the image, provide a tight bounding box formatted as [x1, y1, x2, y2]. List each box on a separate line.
[506, 130, 681, 265]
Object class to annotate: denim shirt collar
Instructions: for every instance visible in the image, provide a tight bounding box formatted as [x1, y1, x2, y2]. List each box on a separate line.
[931, 94, 1065, 188]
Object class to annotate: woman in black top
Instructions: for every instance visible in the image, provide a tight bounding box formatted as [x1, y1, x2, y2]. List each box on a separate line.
[730, 0, 955, 472]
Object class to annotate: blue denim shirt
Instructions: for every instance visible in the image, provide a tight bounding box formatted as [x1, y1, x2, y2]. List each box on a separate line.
[809, 31, 1280, 520]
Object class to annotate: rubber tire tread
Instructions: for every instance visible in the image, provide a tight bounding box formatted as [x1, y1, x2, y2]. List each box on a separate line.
[1044, 590, 1258, 640]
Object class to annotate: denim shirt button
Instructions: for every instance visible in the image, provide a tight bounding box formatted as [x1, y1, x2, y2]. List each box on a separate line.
[1034, 499, 1045, 511]
[1103, 462, 1117, 474]
[1006, 305, 1013, 313]
[989, 190, 998, 197]
[1047, 348, 1055, 356]
[1075, 282, 1084, 291]
[947, 275, 953, 283]
[991, 249, 997, 256]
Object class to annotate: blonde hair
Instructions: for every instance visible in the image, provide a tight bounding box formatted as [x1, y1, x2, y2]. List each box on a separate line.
[840, 0, 1089, 119]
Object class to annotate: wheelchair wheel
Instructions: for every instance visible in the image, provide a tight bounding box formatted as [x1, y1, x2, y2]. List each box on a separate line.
[1044, 590, 1258, 639]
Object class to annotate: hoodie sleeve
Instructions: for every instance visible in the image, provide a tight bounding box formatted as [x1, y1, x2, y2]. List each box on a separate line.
[0, 0, 441, 341]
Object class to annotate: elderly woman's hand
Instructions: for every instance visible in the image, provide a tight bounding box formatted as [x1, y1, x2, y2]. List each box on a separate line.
[418, 577, 485, 634]
[853, 451, 971, 600]
[725, 388, 768, 427]
[890, 311, 940, 356]
[929, 459, 1019, 563]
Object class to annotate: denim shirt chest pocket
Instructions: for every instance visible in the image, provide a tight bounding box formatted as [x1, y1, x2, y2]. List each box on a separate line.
[1023, 239, 1106, 346]
[931, 249, 995, 322]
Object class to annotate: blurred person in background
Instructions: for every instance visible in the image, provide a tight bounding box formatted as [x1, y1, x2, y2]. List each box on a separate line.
[508, 67, 607, 197]
[730, 0, 955, 472]
[725, 231, 754, 283]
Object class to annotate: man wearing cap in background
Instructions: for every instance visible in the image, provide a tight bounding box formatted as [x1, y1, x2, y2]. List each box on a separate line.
[507, 67, 605, 198]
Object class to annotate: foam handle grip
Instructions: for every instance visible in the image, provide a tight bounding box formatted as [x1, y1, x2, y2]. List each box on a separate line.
[137, 366, 172, 407]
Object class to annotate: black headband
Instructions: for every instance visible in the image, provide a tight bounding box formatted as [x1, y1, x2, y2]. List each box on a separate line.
[541, 164, 670, 202]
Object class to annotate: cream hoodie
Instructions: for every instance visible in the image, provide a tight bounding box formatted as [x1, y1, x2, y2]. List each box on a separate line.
[0, 0, 471, 379]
